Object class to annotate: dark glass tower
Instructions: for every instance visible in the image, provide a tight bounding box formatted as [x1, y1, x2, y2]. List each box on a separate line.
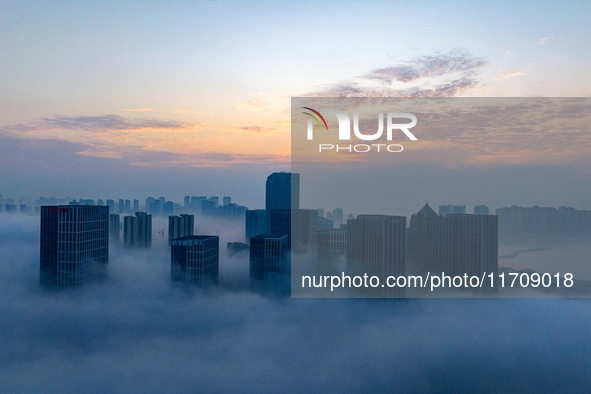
[265, 172, 300, 232]
[40, 205, 109, 289]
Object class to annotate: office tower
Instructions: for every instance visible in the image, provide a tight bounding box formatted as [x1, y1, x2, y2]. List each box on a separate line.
[317, 226, 347, 273]
[118, 199, 124, 213]
[434, 214, 498, 279]
[171, 235, 219, 285]
[123, 212, 152, 248]
[163, 201, 174, 216]
[168, 214, 195, 245]
[265, 172, 300, 232]
[109, 214, 120, 242]
[202, 199, 215, 215]
[452, 205, 466, 214]
[133, 199, 139, 212]
[124, 200, 131, 213]
[270, 209, 318, 248]
[223, 196, 231, 206]
[408, 203, 440, 272]
[326, 211, 333, 221]
[347, 215, 406, 297]
[474, 205, 489, 215]
[317, 208, 325, 218]
[123, 216, 137, 247]
[106, 199, 115, 212]
[208, 196, 219, 208]
[439, 205, 452, 216]
[40, 205, 109, 289]
[409, 206, 498, 284]
[245, 209, 267, 243]
[184, 196, 190, 208]
[332, 208, 344, 228]
[249, 234, 289, 283]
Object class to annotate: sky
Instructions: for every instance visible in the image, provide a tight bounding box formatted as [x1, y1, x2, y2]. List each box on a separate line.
[1, 2, 591, 392]
[0, 1, 590, 208]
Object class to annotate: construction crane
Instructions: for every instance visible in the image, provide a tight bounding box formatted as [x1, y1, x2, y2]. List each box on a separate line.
[158, 229, 165, 238]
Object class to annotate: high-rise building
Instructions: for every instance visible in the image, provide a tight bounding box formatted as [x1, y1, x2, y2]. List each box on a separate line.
[40, 205, 109, 289]
[109, 213, 120, 242]
[433, 214, 498, 279]
[245, 209, 267, 244]
[106, 199, 115, 212]
[317, 226, 347, 273]
[270, 209, 318, 249]
[184, 196, 190, 208]
[249, 234, 288, 283]
[171, 235, 219, 285]
[123, 212, 152, 248]
[168, 214, 195, 245]
[118, 199, 124, 213]
[265, 172, 300, 232]
[347, 214, 406, 297]
[223, 196, 231, 206]
[409, 206, 498, 288]
[408, 203, 440, 272]
[124, 200, 131, 213]
[332, 208, 344, 228]
[474, 205, 490, 215]
[163, 201, 174, 216]
[439, 205, 452, 216]
[452, 205, 466, 214]
[133, 199, 139, 212]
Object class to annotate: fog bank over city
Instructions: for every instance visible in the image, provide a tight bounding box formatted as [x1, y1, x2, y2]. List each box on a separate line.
[1, 213, 590, 392]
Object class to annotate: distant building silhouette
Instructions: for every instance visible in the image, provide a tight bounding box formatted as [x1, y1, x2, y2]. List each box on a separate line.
[40, 205, 109, 289]
[495, 205, 591, 240]
[168, 214, 194, 246]
[474, 205, 490, 215]
[270, 209, 317, 249]
[332, 208, 344, 228]
[171, 235, 219, 285]
[439, 205, 466, 216]
[123, 212, 152, 248]
[317, 225, 347, 274]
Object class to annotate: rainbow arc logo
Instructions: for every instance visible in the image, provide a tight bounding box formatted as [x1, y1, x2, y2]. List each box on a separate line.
[302, 107, 328, 131]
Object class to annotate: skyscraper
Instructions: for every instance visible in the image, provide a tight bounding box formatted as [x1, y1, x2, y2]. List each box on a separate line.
[332, 208, 343, 228]
[245, 209, 267, 244]
[168, 214, 195, 245]
[270, 209, 318, 249]
[109, 213, 120, 243]
[40, 205, 109, 289]
[409, 205, 498, 290]
[171, 235, 219, 285]
[347, 214, 406, 297]
[265, 172, 300, 232]
[249, 234, 289, 284]
[317, 226, 347, 273]
[123, 212, 152, 248]
[474, 205, 490, 215]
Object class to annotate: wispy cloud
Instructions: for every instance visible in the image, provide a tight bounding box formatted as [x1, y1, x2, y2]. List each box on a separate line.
[3, 115, 190, 134]
[124, 108, 158, 112]
[306, 49, 487, 98]
[539, 37, 553, 45]
[237, 126, 279, 133]
[494, 71, 527, 82]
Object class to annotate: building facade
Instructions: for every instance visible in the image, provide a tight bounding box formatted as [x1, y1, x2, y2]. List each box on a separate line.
[40, 205, 109, 289]
[168, 214, 195, 246]
[171, 235, 219, 285]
